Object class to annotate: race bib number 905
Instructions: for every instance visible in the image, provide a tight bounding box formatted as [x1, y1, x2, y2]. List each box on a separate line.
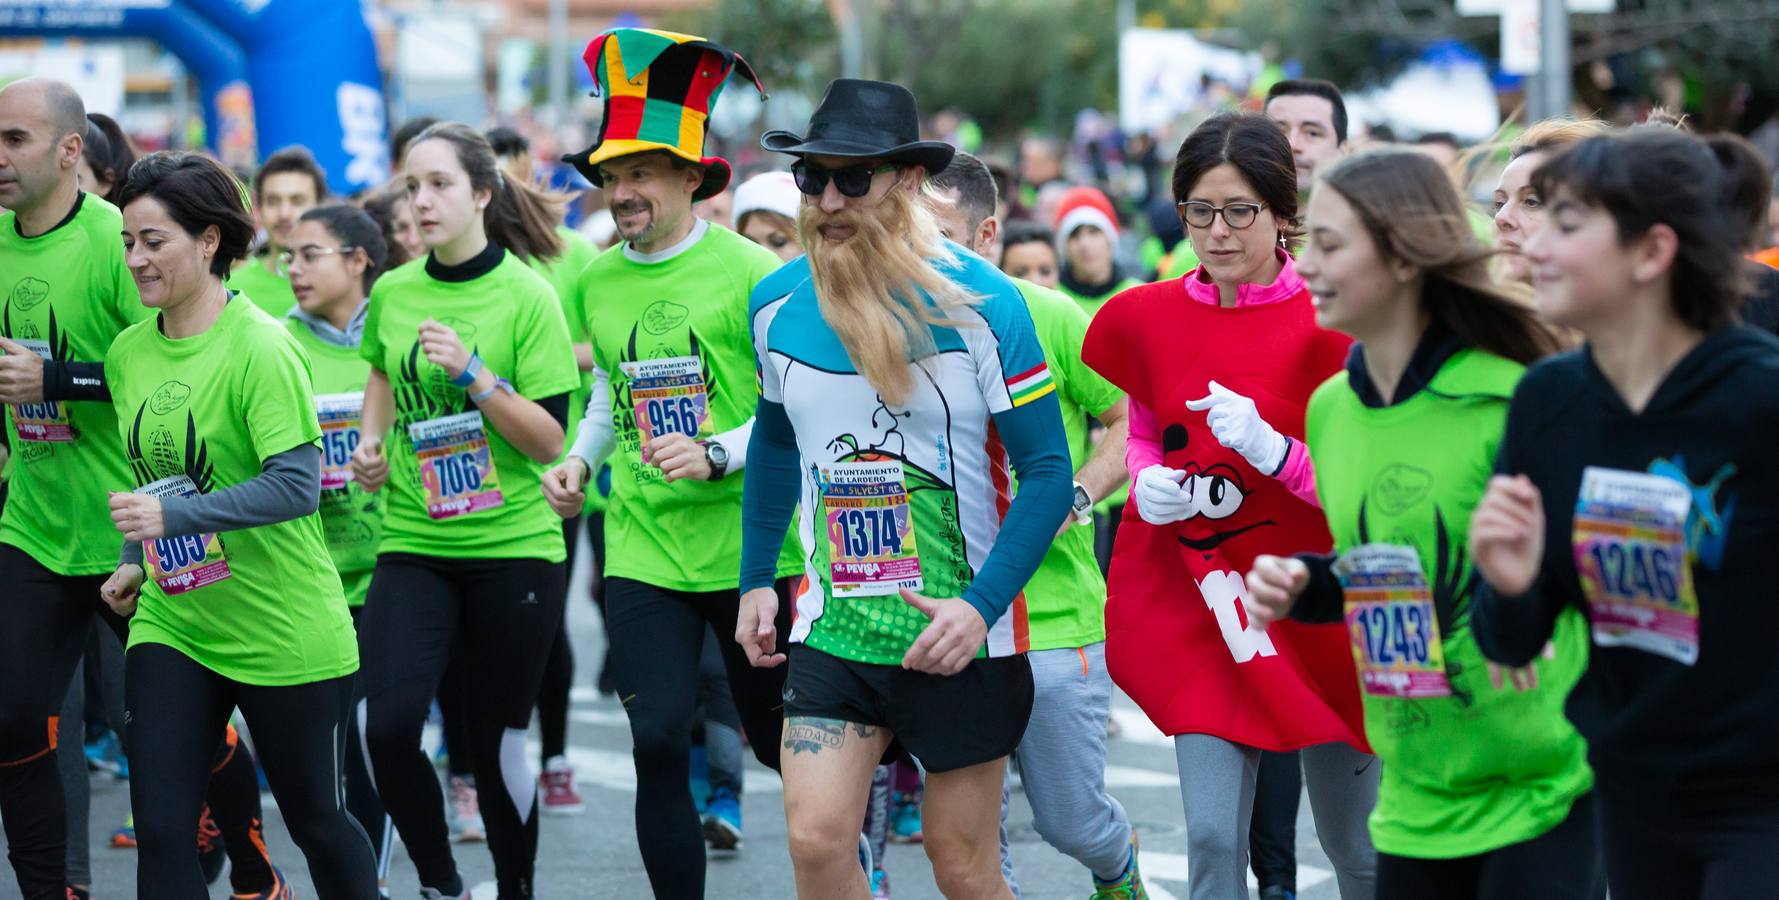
[136, 475, 232, 595]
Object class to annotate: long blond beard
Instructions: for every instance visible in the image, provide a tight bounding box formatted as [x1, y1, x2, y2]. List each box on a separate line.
[801, 183, 975, 406]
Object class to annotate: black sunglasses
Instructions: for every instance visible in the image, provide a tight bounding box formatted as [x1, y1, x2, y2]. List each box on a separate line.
[791, 160, 898, 198]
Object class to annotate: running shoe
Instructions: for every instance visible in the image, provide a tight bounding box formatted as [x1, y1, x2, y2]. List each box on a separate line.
[110, 814, 136, 849]
[66, 887, 91, 900]
[1089, 832, 1149, 900]
[84, 730, 126, 778]
[229, 864, 293, 900]
[447, 775, 485, 843]
[539, 755, 585, 816]
[197, 805, 226, 885]
[1258, 888, 1295, 900]
[890, 792, 922, 843]
[858, 832, 874, 874]
[870, 868, 891, 899]
[701, 786, 743, 851]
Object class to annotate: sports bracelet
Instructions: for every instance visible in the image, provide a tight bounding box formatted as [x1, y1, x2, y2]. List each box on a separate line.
[469, 376, 513, 404]
[450, 352, 484, 388]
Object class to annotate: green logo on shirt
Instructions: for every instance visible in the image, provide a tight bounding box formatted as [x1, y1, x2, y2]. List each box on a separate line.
[641, 301, 690, 335]
[1370, 463, 1434, 516]
[149, 381, 193, 415]
[9, 277, 50, 312]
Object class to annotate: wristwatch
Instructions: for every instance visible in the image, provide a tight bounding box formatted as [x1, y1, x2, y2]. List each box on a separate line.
[1070, 481, 1094, 525]
[701, 440, 730, 481]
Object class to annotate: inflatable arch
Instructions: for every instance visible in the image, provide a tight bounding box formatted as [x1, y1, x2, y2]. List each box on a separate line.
[1, 0, 390, 194]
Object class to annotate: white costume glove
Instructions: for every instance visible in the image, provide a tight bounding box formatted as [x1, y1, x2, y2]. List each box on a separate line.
[1186, 380, 1289, 474]
[1134, 465, 1194, 525]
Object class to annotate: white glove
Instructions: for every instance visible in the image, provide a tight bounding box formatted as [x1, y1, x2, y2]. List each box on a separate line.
[1186, 380, 1289, 474]
[1134, 465, 1194, 525]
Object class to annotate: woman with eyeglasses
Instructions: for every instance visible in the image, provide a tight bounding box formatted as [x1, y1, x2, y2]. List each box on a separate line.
[1243, 149, 1595, 900]
[282, 203, 398, 889]
[1081, 111, 1378, 900]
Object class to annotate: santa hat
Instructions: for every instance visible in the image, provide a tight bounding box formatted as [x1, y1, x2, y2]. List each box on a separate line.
[1052, 186, 1119, 256]
[732, 170, 800, 229]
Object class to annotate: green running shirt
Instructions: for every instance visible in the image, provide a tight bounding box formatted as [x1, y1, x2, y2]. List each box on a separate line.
[1014, 280, 1123, 651]
[228, 258, 298, 318]
[286, 316, 384, 606]
[362, 252, 580, 562]
[107, 296, 358, 685]
[0, 193, 154, 576]
[1306, 346, 1592, 858]
[579, 224, 791, 592]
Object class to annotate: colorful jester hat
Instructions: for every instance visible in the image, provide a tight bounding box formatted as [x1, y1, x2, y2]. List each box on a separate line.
[564, 28, 766, 201]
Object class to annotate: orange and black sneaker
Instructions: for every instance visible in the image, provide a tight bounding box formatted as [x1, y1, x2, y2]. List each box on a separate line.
[231, 864, 295, 900]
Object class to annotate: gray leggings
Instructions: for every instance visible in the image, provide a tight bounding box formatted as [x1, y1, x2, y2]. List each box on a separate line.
[57, 624, 128, 886]
[1174, 734, 1378, 900]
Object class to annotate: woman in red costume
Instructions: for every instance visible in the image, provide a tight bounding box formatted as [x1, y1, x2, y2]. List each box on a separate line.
[1083, 112, 1377, 900]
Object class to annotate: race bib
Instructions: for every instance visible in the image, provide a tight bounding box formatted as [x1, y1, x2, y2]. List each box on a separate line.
[316, 392, 363, 492]
[1573, 466, 1698, 666]
[822, 461, 922, 597]
[620, 356, 709, 454]
[1335, 544, 1451, 698]
[136, 475, 232, 595]
[409, 411, 504, 520]
[10, 339, 73, 443]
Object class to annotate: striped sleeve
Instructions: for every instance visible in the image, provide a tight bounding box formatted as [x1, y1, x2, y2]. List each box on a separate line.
[1006, 362, 1056, 407]
[961, 258, 1053, 414]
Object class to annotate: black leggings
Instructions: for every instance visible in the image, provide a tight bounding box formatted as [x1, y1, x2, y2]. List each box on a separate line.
[0, 544, 125, 900]
[536, 515, 582, 764]
[605, 575, 795, 899]
[1597, 783, 1779, 900]
[346, 605, 393, 877]
[125, 642, 376, 898]
[1250, 749, 1302, 892]
[1376, 792, 1600, 900]
[360, 553, 566, 899]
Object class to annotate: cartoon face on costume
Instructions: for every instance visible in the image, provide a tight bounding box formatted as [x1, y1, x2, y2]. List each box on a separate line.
[1160, 422, 1278, 558]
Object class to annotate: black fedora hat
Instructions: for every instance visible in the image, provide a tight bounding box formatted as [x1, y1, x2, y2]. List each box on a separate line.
[761, 79, 955, 173]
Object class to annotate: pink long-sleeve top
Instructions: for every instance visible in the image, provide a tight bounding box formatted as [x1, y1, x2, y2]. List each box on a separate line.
[1124, 252, 1321, 507]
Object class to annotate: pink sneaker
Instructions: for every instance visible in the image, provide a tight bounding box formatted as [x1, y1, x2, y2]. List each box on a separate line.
[540, 756, 585, 815]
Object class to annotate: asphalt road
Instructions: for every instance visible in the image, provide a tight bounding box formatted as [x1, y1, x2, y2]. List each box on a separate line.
[2, 537, 1346, 900]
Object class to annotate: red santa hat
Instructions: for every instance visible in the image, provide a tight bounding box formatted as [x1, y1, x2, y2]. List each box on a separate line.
[1052, 185, 1119, 256]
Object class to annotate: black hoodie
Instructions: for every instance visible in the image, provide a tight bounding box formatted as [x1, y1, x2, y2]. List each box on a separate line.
[1472, 325, 1779, 804]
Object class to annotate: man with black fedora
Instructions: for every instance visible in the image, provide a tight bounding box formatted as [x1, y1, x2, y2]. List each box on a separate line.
[540, 27, 806, 898]
[736, 78, 1074, 899]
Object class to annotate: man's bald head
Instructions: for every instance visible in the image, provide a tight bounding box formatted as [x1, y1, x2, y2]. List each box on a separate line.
[0, 77, 87, 218]
[4, 78, 86, 143]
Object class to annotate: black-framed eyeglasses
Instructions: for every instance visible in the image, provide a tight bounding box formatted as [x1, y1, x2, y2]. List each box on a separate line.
[791, 160, 898, 198]
[278, 246, 356, 275]
[1177, 201, 1268, 230]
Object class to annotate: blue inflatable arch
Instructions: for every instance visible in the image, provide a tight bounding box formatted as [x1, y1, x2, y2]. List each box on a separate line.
[1, 0, 390, 195]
